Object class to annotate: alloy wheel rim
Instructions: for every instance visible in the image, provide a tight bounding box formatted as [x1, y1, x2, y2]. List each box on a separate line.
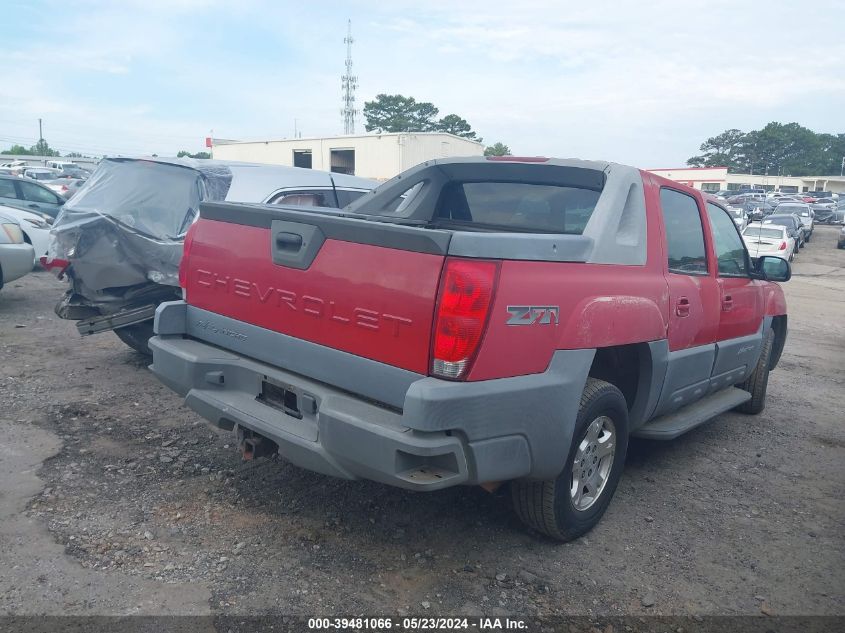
[570, 415, 616, 511]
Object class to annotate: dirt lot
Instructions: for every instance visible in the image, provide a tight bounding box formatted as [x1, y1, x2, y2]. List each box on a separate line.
[1, 225, 843, 619]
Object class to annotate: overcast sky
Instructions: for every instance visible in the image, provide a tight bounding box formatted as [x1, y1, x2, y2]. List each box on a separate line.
[3, 0, 844, 167]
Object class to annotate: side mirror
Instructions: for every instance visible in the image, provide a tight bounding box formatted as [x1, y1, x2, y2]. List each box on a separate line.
[755, 256, 791, 282]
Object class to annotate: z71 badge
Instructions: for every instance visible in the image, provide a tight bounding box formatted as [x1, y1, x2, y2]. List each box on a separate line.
[506, 305, 560, 326]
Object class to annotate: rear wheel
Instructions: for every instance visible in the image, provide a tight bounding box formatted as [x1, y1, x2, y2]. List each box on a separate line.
[511, 378, 629, 541]
[114, 320, 154, 356]
[735, 327, 774, 414]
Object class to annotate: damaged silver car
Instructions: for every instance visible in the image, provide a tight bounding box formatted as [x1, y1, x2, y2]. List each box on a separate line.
[44, 157, 376, 354]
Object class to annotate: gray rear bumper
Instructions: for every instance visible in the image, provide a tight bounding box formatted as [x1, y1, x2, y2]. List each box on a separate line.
[150, 301, 594, 490]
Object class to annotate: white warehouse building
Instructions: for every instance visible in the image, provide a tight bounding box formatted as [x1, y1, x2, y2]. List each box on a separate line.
[210, 132, 484, 180]
[648, 166, 845, 194]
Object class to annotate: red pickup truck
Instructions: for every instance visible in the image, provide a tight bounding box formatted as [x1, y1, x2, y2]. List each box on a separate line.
[150, 157, 789, 541]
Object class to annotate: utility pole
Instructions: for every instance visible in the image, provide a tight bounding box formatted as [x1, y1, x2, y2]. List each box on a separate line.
[341, 19, 358, 135]
[841, 156, 844, 177]
[38, 118, 44, 156]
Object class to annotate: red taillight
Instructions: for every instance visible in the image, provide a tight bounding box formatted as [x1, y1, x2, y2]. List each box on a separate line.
[779, 241, 787, 250]
[178, 222, 198, 290]
[431, 258, 499, 380]
[40, 256, 70, 279]
[61, 185, 68, 192]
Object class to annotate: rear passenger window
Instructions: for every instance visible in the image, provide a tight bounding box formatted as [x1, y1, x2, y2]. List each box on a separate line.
[269, 189, 337, 208]
[706, 203, 748, 277]
[0, 179, 17, 198]
[435, 181, 601, 234]
[19, 181, 60, 204]
[660, 188, 708, 275]
[335, 189, 368, 207]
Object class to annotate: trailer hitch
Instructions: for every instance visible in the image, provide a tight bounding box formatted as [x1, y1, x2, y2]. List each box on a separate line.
[236, 426, 278, 461]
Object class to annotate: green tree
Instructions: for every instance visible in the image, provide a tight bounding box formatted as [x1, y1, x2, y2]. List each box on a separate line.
[2, 144, 33, 155]
[687, 123, 844, 176]
[484, 142, 511, 156]
[33, 138, 61, 156]
[687, 129, 745, 168]
[177, 150, 211, 159]
[1, 141, 60, 156]
[363, 94, 440, 133]
[435, 114, 479, 140]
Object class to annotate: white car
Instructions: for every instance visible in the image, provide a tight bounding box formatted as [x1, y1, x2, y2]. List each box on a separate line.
[742, 223, 795, 262]
[0, 211, 35, 290]
[727, 205, 749, 231]
[767, 191, 791, 201]
[23, 168, 62, 182]
[0, 203, 52, 265]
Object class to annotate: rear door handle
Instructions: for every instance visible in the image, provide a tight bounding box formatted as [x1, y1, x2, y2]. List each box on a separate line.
[722, 294, 734, 312]
[675, 296, 690, 317]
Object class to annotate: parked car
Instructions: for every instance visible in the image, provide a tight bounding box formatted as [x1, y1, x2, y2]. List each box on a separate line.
[742, 200, 776, 221]
[45, 157, 377, 355]
[838, 226, 845, 249]
[0, 204, 51, 265]
[834, 200, 845, 224]
[47, 161, 92, 179]
[0, 211, 35, 291]
[149, 156, 790, 541]
[763, 214, 805, 248]
[726, 194, 765, 205]
[726, 204, 749, 230]
[742, 223, 795, 262]
[44, 178, 86, 199]
[812, 198, 836, 209]
[809, 198, 837, 223]
[23, 168, 62, 182]
[772, 197, 802, 207]
[804, 191, 832, 201]
[774, 204, 814, 240]
[0, 174, 66, 219]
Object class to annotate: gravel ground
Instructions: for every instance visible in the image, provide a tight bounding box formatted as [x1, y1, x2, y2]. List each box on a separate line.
[0, 225, 843, 618]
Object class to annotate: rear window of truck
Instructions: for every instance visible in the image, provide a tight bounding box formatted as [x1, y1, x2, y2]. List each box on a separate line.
[433, 181, 601, 234]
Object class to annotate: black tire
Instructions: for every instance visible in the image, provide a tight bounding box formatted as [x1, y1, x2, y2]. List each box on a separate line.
[511, 378, 629, 541]
[735, 327, 774, 414]
[113, 320, 154, 356]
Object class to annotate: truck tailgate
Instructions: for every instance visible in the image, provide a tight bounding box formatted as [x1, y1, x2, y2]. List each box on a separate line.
[183, 204, 449, 374]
